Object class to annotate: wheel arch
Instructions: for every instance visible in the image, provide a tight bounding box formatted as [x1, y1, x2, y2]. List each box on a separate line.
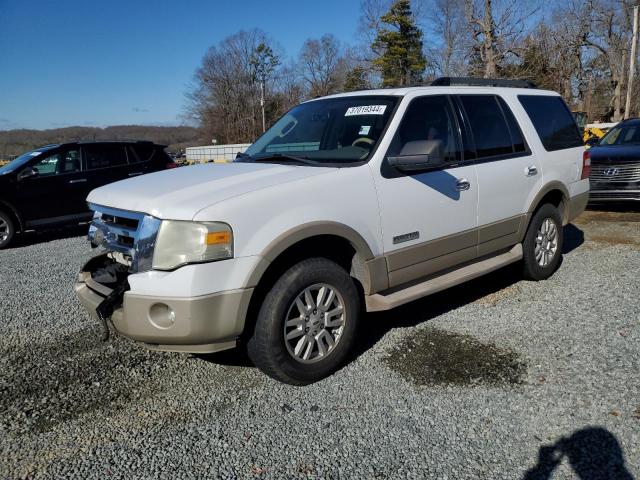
[527, 182, 570, 226]
[0, 200, 23, 233]
[240, 222, 387, 339]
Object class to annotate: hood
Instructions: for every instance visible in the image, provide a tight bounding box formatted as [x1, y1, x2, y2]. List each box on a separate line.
[87, 162, 337, 220]
[589, 145, 640, 164]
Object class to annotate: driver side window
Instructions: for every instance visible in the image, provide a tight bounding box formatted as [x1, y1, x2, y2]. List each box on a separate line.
[387, 95, 461, 162]
[32, 149, 81, 176]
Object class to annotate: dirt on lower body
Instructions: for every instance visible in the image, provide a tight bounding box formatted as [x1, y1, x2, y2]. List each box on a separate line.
[385, 327, 525, 387]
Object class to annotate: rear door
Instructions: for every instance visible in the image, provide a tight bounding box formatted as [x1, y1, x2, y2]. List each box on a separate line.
[457, 94, 540, 256]
[126, 143, 156, 176]
[82, 143, 130, 194]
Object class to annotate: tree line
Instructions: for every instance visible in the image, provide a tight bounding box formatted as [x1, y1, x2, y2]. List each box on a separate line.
[187, 0, 640, 145]
[0, 126, 202, 160]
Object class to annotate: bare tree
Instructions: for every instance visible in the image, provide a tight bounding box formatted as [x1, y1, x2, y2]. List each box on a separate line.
[299, 34, 348, 97]
[581, 0, 637, 121]
[426, 0, 468, 76]
[464, 0, 540, 78]
[186, 30, 284, 144]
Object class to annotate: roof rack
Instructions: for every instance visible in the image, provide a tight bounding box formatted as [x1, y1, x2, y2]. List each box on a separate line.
[430, 77, 537, 89]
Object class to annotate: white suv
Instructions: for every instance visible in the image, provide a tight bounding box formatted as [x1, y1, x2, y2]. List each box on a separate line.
[75, 78, 590, 385]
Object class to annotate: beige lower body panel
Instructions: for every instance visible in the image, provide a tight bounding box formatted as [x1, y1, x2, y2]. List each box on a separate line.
[568, 191, 589, 222]
[75, 273, 252, 354]
[366, 244, 523, 312]
[384, 215, 526, 290]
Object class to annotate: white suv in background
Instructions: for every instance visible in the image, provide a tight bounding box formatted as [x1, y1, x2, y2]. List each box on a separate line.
[75, 77, 590, 385]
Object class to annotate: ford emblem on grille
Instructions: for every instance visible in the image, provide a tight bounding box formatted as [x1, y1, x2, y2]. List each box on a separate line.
[603, 168, 619, 176]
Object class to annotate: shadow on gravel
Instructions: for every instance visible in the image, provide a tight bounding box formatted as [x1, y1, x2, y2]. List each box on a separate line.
[7, 224, 88, 249]
[563, 224, 584, 254]
[351, 224, 585, 380]
[0, 326, 171, 434]
[353, 263, 522, 361]
[384, 327, 525, 387]
[523, 427, 634, 480]
[195, 347, 254, 368]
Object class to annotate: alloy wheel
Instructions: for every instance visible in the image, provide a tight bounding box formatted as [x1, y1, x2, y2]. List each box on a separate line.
[283, 283, 346, 363]
[534, 218, 558, 267]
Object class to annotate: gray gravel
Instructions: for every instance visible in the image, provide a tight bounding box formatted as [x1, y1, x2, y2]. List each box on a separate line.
[1, 212, 639, 479]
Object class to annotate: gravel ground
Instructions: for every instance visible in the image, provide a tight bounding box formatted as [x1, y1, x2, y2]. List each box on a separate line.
[0, 211, 638, 479]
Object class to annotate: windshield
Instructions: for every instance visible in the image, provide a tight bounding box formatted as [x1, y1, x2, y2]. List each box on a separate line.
[599, 124, 640, 146]
[0, 145, 58, 175]
[243, 96, 398, 164]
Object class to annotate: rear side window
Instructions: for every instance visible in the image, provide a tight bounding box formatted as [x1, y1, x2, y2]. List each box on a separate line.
[518, 95, 583, 151]
[459, 95, 513, 158]
[129, 144, 155, 163]
[83, 145, 128, 170]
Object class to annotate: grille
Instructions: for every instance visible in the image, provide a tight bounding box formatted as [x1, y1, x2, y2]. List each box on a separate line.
[101, 213, 140, 230]
[590, 163, 640, 183]
[88, 204, 161, 272]
[589, 191, 640, 201]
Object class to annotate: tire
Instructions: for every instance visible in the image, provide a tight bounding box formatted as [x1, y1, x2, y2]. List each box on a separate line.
[522, 203, 563, 281]
[247, 257, 361, 385]
[0, 210, 15, 250]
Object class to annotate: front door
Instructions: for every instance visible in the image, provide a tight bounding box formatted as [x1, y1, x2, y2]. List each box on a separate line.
[15, 147, 88, 225]
[372, 94, 479, 288]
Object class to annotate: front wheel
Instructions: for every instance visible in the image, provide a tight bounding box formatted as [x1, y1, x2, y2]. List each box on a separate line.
[247, 258, 361, 385]
[0, 210, 15, 250]
[522, 203, 563, 280]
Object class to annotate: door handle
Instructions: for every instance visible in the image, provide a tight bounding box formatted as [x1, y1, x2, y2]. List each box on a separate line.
[68, 178, 87, 184]
[526, 165, 538, 176]
[455, 178, 471, 191]
[128, 172, 143, 177]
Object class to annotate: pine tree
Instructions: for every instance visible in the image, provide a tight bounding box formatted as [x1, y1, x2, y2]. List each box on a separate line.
[344, 66, 370, 91]
[372, 0, 427, 87]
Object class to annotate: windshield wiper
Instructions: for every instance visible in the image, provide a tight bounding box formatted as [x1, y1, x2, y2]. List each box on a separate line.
[249, 153, 322, 167]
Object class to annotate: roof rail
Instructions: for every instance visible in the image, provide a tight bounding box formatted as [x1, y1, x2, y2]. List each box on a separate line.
[430, 77, 537, 89]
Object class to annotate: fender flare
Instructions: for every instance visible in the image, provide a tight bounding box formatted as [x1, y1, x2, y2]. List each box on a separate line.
[244, 221, 387, 294]
[526, 181, 570, 225]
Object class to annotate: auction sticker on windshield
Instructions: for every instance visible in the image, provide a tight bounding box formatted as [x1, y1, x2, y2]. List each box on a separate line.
[345, 105, 387, 116]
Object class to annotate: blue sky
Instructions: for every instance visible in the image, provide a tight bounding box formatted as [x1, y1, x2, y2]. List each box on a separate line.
[0, 0, 364, 130]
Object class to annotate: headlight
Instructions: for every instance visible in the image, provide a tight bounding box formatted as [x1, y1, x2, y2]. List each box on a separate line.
[152, 220, 233, 270]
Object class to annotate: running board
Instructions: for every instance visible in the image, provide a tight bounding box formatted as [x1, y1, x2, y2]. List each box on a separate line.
[366, 244, 523, 312]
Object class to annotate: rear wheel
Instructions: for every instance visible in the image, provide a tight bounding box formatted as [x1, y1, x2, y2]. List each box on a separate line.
[522, 203, 563, 280]
[247, 257, 361, 385]
[0, 210, 15, 249]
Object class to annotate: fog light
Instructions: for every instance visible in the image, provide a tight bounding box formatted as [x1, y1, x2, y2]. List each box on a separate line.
[149, 303, 175, 329]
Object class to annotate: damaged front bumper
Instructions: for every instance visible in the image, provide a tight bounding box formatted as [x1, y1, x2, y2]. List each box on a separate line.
[75, 253, 254, 354]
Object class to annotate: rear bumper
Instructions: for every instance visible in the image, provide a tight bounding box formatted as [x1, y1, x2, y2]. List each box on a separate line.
[75, 263, 253, 354]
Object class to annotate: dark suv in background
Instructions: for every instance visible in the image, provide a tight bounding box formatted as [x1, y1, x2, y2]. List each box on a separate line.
[0, 141, 176, 248]
[589, 118, 640, 203]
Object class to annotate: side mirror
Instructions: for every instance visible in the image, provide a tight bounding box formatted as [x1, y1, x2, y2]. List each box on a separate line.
[18, 167, 39, 181]
[387, 140, 445, 172]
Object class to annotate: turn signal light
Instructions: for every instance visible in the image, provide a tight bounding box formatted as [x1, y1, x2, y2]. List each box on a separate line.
[207, 231, 231, 245]
[581, 150, 591, 179]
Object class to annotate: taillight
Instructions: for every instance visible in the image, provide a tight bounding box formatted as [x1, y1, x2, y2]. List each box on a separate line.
[165, 162, 178, 169]
[581, 150, 591, 179]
